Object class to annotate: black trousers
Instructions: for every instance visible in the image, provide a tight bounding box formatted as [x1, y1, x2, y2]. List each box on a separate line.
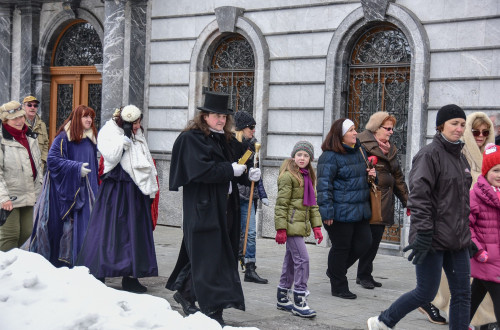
[356, 224, 386, 281]
[470, 278, 500, 324]
[324, 219, 372, 293]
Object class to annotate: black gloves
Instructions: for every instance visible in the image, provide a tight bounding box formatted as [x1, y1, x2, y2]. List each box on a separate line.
[123, 122, 133, 138]
[403, 230, 434, 265]
[468, 240, 479, 258]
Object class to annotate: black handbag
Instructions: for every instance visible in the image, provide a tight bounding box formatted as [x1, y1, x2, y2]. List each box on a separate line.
[0, 208, 12, 226]
[0, 196, 17, 226]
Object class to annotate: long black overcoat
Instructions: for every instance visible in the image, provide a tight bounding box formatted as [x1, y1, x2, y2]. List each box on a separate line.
[166, 129, 247, 313]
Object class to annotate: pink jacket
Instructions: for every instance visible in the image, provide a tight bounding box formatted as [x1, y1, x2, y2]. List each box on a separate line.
[469, 175, 500, 283]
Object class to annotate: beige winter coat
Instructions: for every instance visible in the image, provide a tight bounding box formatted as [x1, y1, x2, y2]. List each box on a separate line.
[0, 124, 43, 207]
[26, 114, 49, 167]
[462, 112, 495, 187]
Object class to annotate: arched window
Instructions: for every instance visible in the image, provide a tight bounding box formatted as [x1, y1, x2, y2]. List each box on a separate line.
[347, 24, 411, 243]
[53, 22, 103, 67]
[50, 21, 103, 139]
[209, 35, 255, 114]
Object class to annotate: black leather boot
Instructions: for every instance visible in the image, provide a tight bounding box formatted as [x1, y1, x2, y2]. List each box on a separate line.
[122, 276, 147, 293]
[244, 262, 268, 284]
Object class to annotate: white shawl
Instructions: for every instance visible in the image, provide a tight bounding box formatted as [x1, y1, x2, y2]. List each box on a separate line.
[98, 119, 158, 197]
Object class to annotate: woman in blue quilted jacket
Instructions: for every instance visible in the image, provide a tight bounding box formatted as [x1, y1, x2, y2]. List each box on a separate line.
[317, 118, 376, 299]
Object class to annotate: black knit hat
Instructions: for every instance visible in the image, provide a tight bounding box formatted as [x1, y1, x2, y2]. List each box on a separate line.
[436, 104, 466, 127]
[234, 111, 256, 130]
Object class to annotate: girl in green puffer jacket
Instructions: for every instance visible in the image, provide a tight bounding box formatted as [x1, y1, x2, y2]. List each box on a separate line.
[274, 141, 323, 319]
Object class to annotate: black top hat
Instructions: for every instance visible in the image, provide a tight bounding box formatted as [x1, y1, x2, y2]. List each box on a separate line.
[197, 91, 233, 115]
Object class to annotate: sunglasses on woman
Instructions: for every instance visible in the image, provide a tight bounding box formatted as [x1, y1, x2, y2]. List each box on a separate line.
[471, 129, 489, 137]
[380, 126, 393, 132]
[246, 125, 255, 130]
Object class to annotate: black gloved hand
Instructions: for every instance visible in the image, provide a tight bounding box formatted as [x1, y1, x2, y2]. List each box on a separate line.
[403, 230, 435, 265]
[123, 122, 133, 138]
[468, 240, 479, 258]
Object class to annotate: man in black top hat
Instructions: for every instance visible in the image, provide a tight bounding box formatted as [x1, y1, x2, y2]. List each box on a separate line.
[166, 91, 258, 325]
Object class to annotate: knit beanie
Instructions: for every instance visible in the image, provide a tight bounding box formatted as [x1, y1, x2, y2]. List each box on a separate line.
[291, 141, 314, 161]
[482, 143, 500, 177]
[365, 111, 391, 132]
[436, 104, 466, 127]
[234, 111, 256, 130]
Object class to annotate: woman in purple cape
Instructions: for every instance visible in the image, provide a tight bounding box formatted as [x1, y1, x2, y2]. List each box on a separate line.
[76, 105, 158, 293]
[30, 105, 98, 267]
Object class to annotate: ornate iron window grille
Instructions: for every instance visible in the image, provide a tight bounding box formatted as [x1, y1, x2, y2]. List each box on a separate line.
[347, 25, 411, 243]
[209, 35, 255, 115]
[54, 22, 103, 67]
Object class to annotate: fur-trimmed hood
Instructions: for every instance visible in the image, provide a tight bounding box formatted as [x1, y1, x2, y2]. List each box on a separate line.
[462, 112, 495, 186]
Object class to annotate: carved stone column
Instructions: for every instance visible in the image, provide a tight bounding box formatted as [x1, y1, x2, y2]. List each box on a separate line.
[18, 1, 41, 98]
[128, 0, 148, 109]
[101, 0, 126, 121]
[0, 5, 12, 102]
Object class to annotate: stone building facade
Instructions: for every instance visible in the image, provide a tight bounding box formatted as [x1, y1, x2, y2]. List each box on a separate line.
[1, 0, 499, 254]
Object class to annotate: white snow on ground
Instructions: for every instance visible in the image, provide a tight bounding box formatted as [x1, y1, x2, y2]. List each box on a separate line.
[0, 249, 258, 330]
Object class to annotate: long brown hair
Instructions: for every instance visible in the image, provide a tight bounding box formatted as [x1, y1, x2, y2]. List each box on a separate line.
[184, 111, 234, 140]
[321, 118, 347, 154]
[56, 105, 97, 143]
[278, 158, 317, 187]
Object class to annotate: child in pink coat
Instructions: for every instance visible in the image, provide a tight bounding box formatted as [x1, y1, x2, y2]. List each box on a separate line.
[469, 143, 500, 325]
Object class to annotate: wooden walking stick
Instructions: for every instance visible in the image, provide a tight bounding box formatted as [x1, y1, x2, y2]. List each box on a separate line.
[242, 142, 261, 261]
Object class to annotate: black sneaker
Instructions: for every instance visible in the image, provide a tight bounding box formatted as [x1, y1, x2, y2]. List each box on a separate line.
[356, 278, 375, 289]
[356, 277, 382, 288]
[122, 276, 147, 293]
[418, 303, 447, 325]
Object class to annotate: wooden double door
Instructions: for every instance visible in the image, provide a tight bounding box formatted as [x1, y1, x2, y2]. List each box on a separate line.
[49, 66, 102, 141]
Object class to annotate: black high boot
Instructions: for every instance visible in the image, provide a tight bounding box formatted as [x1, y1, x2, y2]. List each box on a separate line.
[208, 309, 225, 327]
[122, 276, 147, 293]
[244, 262, 268, 284]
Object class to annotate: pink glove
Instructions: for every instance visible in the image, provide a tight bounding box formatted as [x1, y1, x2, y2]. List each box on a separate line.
[275, 229, 287, 245]
[313, 227, 323, 244]
[406, 209, 411, 216]
[368, 155, 378, 166]
[475, 250, 488, 263]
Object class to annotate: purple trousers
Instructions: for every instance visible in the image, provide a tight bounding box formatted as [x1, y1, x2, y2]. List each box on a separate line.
[278, 236, 309, 292]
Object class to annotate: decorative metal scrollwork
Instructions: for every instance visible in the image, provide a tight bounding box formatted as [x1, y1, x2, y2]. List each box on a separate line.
[88, 83, 102, 130]
[347, 25, 411, 243]
[54, 22, 103, 66]
[209, 35, 255, 114]
[56, 84, 74, 129]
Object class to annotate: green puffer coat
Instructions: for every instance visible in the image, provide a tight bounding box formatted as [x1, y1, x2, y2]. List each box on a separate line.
[274, 170, 322, 237]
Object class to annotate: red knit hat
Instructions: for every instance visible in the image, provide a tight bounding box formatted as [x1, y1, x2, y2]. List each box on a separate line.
[482, 143, 500, 176]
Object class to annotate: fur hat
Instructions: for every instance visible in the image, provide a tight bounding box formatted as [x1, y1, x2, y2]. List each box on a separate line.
[482, 143, 500, 177]
[291, 140, 314, 161]
[436, 104, 466, 127]
[0, 101, 25, 121]
[120, 105, 141, 123]
[234, 111, 256, 130]
[365, 111, 391, 132]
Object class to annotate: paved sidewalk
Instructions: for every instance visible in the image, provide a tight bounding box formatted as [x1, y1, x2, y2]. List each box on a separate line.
[106, 225, 447, 330]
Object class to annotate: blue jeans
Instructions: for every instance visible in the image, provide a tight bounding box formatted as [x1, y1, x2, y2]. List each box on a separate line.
[240, 199, 256, 263]
[379, 249, 471, 329]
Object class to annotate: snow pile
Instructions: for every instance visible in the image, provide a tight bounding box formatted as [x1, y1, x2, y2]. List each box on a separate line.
[0, 249, 257, 330]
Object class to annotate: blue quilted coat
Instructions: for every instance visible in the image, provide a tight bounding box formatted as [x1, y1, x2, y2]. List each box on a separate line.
[317, 140, 371, 222]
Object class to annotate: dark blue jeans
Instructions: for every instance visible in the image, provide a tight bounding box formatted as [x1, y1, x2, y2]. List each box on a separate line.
[379, 249, 471, 329]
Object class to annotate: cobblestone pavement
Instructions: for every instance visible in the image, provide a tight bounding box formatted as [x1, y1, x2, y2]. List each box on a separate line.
[105, 225, 447, 330]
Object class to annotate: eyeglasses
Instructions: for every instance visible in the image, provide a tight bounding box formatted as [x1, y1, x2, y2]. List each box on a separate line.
[472, 129, 490, 137]
[380, 126, 394, 132]
[26, 103, 39, 108]
[246, 125, 255, 130]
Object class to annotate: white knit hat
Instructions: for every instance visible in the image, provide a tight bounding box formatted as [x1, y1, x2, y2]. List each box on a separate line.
[120, 105, 141, 123]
